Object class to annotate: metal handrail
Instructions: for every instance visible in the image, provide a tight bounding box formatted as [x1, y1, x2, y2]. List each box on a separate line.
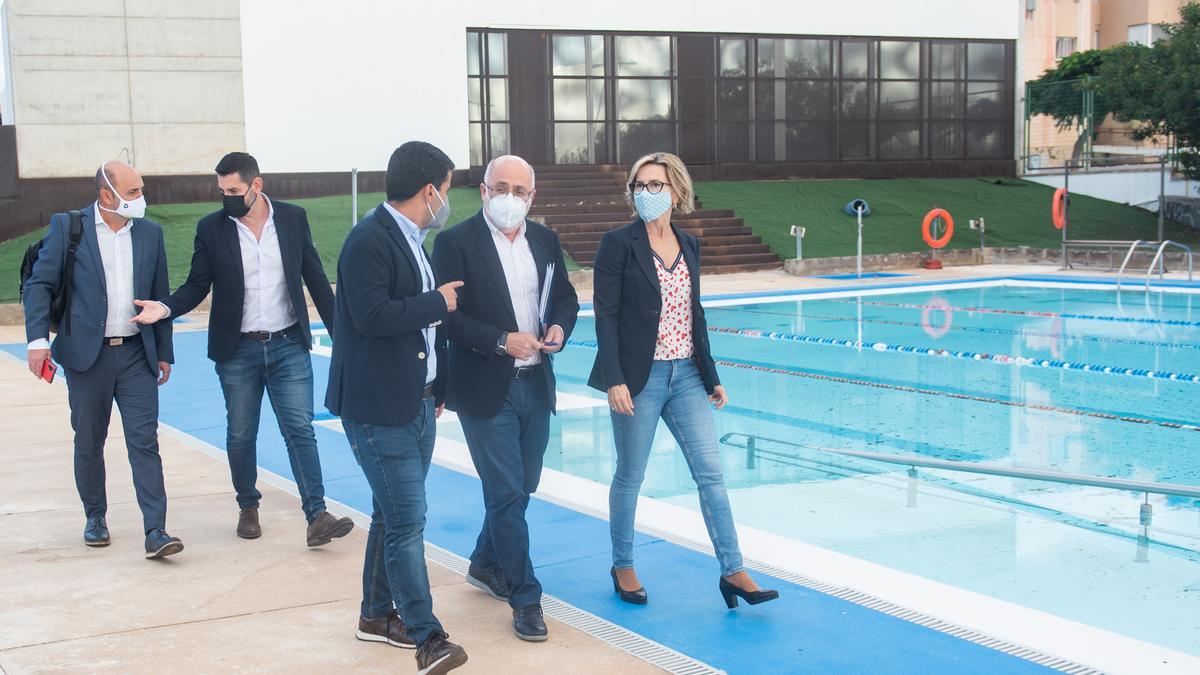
[719, 432, 1200, 499]
[1144, 240, 1194, 291]
[1115, 239, 1146, 291]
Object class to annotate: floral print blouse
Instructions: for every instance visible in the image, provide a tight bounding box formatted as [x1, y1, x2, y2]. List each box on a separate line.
[652, 251, 694, 360]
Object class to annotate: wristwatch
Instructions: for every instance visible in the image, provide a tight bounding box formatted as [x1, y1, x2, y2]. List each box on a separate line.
[495, 332, 509, 355]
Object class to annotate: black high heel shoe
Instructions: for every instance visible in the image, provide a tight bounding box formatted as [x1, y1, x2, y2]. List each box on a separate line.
[719, 577, 779, 609]
[610, 567, 648, 605]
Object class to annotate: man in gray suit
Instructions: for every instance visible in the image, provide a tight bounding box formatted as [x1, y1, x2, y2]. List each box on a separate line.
[24, 160, 182, 559]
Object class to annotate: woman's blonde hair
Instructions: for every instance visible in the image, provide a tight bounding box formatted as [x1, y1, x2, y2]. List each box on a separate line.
[625, 152, 695, 217]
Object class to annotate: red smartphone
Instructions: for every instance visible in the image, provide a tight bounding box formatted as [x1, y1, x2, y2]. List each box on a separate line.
[40, 359, 57, 384]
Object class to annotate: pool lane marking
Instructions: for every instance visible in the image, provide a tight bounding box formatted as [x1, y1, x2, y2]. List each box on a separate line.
[704, 326, 1200, 384]
[712, 307, 1200, 351]
[844, 299, 1200, 328]
[561, 339, 1200, 432]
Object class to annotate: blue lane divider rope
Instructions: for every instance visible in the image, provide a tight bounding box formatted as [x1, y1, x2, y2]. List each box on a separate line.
[704, 326, 1200, 383]
[844, 299, 1200, 328]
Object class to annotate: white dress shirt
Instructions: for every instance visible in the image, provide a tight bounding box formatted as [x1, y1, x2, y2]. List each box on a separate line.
[28, 203, 136, 351]
[483, 211, 542, 367]
[233, 195, 296, 332]
[382, 202, 438, 385]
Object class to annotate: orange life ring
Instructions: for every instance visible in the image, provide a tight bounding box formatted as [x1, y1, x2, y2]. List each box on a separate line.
[1052, 188, 1067, 230]
[921, 297, 953, 339]
[922, 208, 954, 249]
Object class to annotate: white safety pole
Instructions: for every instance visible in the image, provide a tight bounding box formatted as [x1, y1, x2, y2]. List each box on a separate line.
[856, 205, 864, 279]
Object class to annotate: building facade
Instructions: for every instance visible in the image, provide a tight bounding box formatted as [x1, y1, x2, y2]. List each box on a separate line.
[0, 0, 1018, 239]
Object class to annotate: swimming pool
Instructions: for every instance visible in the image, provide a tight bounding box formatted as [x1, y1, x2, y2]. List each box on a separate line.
[443, 281, 1200, 657]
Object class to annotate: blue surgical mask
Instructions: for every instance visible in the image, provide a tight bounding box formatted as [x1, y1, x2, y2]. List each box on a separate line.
[426, 189, 451, 230]
[633, 189, 672, 223]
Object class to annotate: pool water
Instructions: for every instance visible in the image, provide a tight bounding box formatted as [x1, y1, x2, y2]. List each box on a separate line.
[451, 284, 1200, 656]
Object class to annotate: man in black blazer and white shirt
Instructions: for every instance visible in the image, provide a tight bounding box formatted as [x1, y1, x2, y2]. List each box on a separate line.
[326, 141, 468, 674]
[432, 155, 579, 642]
[131, 152, 353, 547]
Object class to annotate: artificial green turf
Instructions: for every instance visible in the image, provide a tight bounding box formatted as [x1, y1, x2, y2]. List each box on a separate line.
[694, 177, 1200, 261]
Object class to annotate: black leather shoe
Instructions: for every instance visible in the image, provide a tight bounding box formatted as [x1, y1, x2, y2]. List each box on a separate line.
[610, 567, 647, 605]
[144, 529, 184, 559]
[465, 563, 511, 601]
[356, 610, 416, 649]
[415, 630, 468, 674]
[84, 517, 110, 547]
[512, 603, 548, 642]
[719, 576, 779, 609]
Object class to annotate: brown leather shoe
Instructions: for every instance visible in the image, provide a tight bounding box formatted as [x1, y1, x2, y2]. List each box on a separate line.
[356, 611, 416, 649]
[306, 509, 354, 547]
[237, 508, 261, 539]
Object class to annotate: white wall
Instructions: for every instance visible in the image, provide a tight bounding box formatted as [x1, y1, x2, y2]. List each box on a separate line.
[240, 0, 1020, 173]
[1026, 167, 1200, 209]
[0, 0, 12, 125]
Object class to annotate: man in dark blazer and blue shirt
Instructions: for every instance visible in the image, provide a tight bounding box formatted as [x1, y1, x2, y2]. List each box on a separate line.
[326, 142, 468, 674]
[24, 160, 181, 559]
[431, 155, 579, 642]
[130, 152, 352, 548]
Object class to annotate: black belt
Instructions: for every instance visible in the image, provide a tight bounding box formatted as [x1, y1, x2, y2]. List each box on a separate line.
[103, 334, 140, 347]
[513, 364, 541, 379]
[422, 385, 433, 399]
[241, 323, 300, 342]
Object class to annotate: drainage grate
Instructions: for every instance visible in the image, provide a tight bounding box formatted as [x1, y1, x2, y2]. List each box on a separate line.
[421, 542, 725, 675]
[636, 523, 1104, 675]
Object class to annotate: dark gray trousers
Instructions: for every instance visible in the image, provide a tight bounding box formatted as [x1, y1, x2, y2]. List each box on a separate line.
[64, 338, 167, 534]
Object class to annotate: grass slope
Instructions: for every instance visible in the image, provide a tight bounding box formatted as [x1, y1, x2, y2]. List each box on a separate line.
[694, 177, 1200, 260]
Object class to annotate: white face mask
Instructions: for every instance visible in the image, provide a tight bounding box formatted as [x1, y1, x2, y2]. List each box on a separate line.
[485, 193, 530, 232]
[98, 164, 147, 220]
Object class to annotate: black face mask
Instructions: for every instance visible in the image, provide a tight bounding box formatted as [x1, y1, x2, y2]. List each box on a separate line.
[223, 190, 257, 218]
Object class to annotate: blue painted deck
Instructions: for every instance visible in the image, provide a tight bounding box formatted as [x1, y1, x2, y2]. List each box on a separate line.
[3, 322, 1053, 674]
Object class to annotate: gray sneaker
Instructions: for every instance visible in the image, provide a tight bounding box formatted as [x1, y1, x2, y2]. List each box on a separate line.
[306, 510, 354, 547]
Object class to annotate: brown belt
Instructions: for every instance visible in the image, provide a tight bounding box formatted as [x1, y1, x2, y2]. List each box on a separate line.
[422, 385, 433, 399]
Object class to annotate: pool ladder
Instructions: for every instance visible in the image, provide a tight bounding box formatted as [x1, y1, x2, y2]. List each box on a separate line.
[1115, 239, 1194, 291]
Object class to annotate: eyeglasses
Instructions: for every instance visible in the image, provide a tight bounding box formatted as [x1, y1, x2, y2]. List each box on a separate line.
[484, 184, 533, 199]
[629, 180, 671, 194]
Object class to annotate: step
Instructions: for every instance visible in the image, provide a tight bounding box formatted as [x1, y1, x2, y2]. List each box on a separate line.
[532, 164, 627, 174]
[540, 209, 735, 226]
[548, 218, 745, 235]
[698, 253, 781, 266]
[535, 177, 628, 190]
[564, 242, 772, 264]
[700, 262, 783, 274]
[557, 231, 762, 248]
[533, 187, 627, 198]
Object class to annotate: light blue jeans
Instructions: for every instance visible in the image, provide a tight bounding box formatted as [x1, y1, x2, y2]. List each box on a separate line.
[609, 358, 745, 576]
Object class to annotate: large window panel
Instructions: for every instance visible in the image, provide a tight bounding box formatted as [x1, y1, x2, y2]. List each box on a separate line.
[840, 81, 869, 119]
[756, 38, 776, 76]
[554, 123, 589, 164]
[966, 82, 1004, 119]
[617, 121, 675, 162]
[785, 80, 834, 119]
[878, 81, 920, 119]
[616, 36, 672, 76]
[488, 123, 510, 157]
[842, 41, 869, 79]
[469, 123, 483, 166]
[930, 81, 960, 118]
[488, 79, 509, 120]
[487, 32, 508, 75]
[718, 80, 749, 121]
[553, 36, 586, 76]
[839, 121, 871, 160]
[966, 121, 1005, 157]
[755, 122, 781, 161]
[930, 121, 959, 158]
[754, 82, 777, 120]
[467, 32, 482, 76]
[878, 121, 920, 159]
[967, 43, 1005, 80]
[618, 79, 672, 120]
[930, 43, 962, 79]
[785, 121, 835, 160]
[553, 79, 586, 120]
[467, 79, 482, 121]
[784, 39, 831, 78]
[880, 41, 919, 79]
[720, 39, 747, 77]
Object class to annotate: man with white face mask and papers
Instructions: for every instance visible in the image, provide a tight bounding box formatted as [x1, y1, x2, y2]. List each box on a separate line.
[431, 155, 579, 642]
[22, 160, 181, 559]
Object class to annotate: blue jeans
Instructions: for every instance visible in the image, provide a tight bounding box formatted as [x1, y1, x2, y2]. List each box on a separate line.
[214, 329, 326, 523]
[344, 399, 443, 645]
[458, 375, 550, 609]
[609, 358, 745, 576]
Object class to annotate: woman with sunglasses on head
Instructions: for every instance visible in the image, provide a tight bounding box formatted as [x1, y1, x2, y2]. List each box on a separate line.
[588, 152, 778, 610]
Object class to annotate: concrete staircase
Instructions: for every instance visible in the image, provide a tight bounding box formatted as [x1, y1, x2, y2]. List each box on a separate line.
[529, 165, 780, 274]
